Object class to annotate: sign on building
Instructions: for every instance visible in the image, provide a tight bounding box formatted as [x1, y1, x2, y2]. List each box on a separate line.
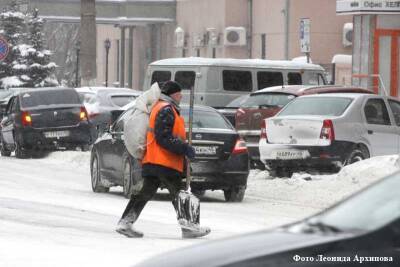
[300, 18, 311, 53]
[0, 36, 9, 62]
[337, 0, 400, 14]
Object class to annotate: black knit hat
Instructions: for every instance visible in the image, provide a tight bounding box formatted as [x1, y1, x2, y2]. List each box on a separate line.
[161, 81, 182, 96]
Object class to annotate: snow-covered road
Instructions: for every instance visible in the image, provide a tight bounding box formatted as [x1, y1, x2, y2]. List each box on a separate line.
[0, 151, 399, 267]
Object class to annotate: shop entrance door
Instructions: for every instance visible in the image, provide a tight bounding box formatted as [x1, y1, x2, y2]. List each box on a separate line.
[374, 29, 400, 96]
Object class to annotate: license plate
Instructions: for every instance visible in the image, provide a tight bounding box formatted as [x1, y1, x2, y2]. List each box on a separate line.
[44, 130, 70, 138]
[272, 150, 309, 160]
[193, 146, 217, 155]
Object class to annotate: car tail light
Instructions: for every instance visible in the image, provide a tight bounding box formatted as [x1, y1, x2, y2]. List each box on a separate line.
[260, 120, 267, 140]
[320, 119, 335, 141]
[21, 111, 32, 127]
[232, 138, 248, 155]
[80, 107, 88, 121]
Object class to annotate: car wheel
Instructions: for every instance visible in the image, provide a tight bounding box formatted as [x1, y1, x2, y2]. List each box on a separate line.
[123, 156, 133, 198]
[129, 156, 144, 196]
[345, 147, 369, 165]
[0, 137, 11, 157]
[90, 152, 109, 193]
[224, 187, 246, 202]
[14, 139, 30, 159]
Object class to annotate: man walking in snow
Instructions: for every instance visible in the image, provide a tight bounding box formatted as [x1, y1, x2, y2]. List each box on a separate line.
[116, 81, 211, 239]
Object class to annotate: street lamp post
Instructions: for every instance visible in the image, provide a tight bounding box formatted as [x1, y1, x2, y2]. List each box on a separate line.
[104, 38, 111, 87]
[75, 41, 81, 87]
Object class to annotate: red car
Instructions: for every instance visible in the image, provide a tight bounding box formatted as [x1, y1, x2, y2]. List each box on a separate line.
[235, 85, 374, 169]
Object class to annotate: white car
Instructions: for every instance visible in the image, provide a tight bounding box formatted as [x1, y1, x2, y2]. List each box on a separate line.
[259, 93, 400, 177]
[75, 87, 141, 134]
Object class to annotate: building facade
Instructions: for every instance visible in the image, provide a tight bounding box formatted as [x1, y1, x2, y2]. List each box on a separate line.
[337, 0, 400, 96]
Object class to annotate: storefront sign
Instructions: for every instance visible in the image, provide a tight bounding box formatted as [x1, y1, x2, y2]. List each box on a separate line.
[337, 0, 400, 14]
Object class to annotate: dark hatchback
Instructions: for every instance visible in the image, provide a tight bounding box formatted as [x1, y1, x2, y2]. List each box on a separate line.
[135, 171, 400, 267]
[90, 104, 250, 202]
[0, 88, 94, 158]
[235, 85, 374, 169]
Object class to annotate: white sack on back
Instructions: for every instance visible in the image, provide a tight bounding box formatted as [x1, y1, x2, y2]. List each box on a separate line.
[124, 83, 161, 159]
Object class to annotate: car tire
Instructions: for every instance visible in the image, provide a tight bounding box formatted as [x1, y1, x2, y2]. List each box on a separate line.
[0, 137, 11, 157]
[345, 147, 369, 165]
[224, 187, 246, 202]
[90, 151, 109, 193]
[122, 155, 133, 199]
[130, 156, 144, 196]
[14, 139, 30, 159]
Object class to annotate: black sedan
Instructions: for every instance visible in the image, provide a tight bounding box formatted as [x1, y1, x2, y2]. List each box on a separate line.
[0, 88, 94, 158]
[135, 171, 400, 267]
[90, 104, 250, 201]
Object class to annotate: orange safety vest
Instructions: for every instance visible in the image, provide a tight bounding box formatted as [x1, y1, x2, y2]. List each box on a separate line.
[142, 101, 187, 172]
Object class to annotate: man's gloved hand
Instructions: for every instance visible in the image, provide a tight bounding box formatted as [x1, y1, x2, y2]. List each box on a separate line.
[185, 145, 196, 160]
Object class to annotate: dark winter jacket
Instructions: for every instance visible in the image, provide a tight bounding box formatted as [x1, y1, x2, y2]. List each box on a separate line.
[142, 94, 189, 179]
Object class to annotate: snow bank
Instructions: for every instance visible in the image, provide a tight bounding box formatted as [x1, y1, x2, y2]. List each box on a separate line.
[247, 155, 400, 209]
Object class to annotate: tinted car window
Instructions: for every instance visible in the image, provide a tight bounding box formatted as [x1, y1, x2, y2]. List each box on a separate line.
[181, 109, 232, 129]
[316, 173, 400, 232]
[175, 71, 195, 90]
[20, 89, 81, 108]
[388, 100, 400, 126]
[110, 95, 137, 107]
[279, 97, 353, 116]
[257, 71, 283, 89]
[288, 72, 302, 85]
[364, 99, 390, 125]
[222, 70, 252, 91]
[151, 71, 171, 85]
[242, 93, 295, 109]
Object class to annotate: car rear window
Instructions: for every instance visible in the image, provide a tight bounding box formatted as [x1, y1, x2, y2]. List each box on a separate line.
[20, 89, 81, 108]
[279, 97, 353, 116]
[110, 95, 137, 107]
[182, 109, 232, 129]
[241, 93, 296, 109]
[78, 92, 97, 104]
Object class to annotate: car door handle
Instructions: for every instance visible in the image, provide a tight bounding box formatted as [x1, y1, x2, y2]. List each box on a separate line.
[367, 130, 373, 135]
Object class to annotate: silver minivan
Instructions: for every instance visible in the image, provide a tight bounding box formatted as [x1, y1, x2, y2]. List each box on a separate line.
[143, 57, 327, 108]
[259, 93, 400, 177]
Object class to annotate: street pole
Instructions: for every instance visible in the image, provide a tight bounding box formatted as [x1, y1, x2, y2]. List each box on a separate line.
[104, 38, 111, 87]
[75, 41, 80, 87]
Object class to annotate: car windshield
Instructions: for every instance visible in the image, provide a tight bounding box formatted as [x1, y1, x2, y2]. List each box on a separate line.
[314, 172, 400, 232]
[78, 92, 97, 104]
[181, 108, 232, 129]
[278, 97, 353, 116]
[226, 95, 250, 108]
[20, 89, 81, 108]
[241, 93, 295, 109]
[110, 95, 137, 107]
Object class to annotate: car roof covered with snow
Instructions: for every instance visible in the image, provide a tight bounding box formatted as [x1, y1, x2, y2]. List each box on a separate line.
[252, 85, 374, 96]
[75, 86, 141, 95]
[150, 57, 324, 70]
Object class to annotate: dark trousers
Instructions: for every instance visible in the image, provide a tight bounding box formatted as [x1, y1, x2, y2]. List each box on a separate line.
[120, 172, 182, 224]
